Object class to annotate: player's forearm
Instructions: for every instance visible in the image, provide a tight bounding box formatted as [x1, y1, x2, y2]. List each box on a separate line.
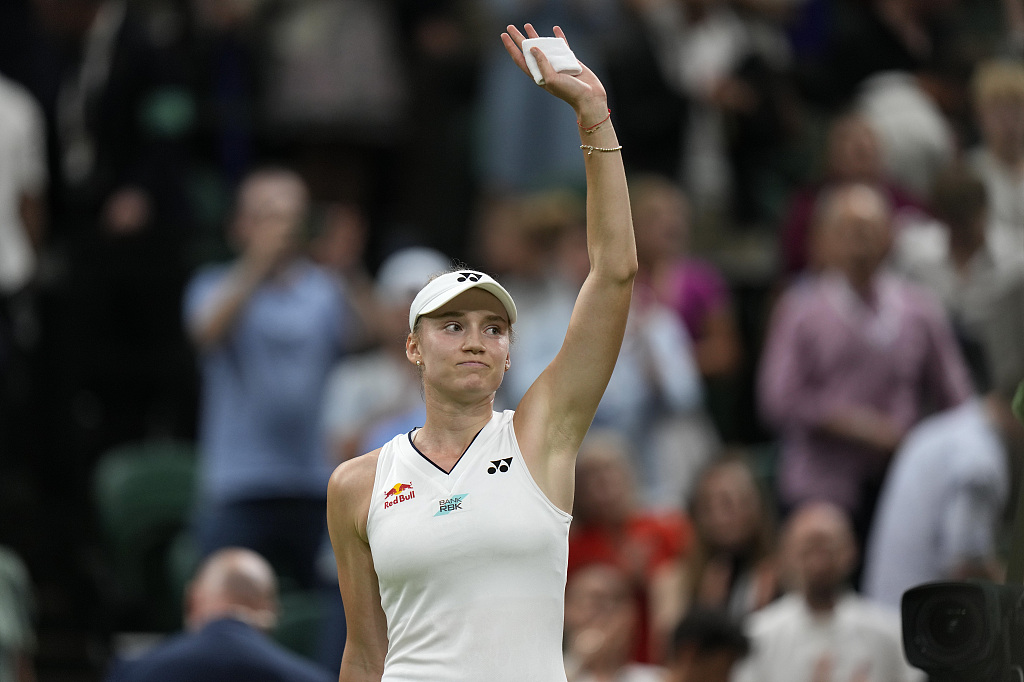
[578, 108, 637, 285]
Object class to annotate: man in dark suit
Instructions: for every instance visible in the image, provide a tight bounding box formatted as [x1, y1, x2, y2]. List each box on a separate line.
[104, 547, 333, 682]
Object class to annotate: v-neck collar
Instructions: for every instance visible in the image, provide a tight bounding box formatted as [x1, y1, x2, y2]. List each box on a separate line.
[406, 417, 490, 476]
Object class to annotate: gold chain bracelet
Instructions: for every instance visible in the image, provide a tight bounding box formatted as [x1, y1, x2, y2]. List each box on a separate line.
[580, 144, 623, 156]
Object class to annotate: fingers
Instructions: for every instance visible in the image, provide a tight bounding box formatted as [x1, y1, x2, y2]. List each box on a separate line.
[531, 44, 557, 83]
[502, 24, 555, 82]
[500, 31, 530, 76]
[505, 24, 526, 49]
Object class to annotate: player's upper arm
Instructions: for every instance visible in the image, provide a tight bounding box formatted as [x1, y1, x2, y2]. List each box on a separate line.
[513, 267, 634, 511]
[327, 451, 388, 681]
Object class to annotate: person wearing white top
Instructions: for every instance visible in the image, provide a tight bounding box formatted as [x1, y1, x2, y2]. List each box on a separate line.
[732, 503, 924, 682]
[0, 72, 46, 298]
[326, 23, 637, 682]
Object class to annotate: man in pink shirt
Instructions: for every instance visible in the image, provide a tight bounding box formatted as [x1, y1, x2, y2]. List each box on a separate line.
[758, 183, 973, 540]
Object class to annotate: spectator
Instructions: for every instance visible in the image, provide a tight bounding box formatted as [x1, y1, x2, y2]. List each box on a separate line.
[183, 167, 360, 589]
[320, 245, 450, 464]
[501, 189, 708, 502]
[779, 112, 928, 278]
[629, 172, 738, 442]
[630, 173, 741, 381]
[0, 69, 46, 312]
[481, 189, 582, 412]
[0, 68, 46, 485]
[563, 563, 667, 682]
[601, 0, 688, 181]
[862, 386, 1019, 610]
[103, 547, 332, 682]
[862, 273, 1024, 609]
[732, 502, 923, 682]
[649, 455, 779, 654]
[569, 430, 693, 662]
[855, 70, 956, 202]
[663, 608, 749, 682]
[967, 59, 1024, 271]
[0, 546, 36, 682]
[758, 182, 973, 539]
[633, 0, 796, 227]
[895, 161, 1022, 390]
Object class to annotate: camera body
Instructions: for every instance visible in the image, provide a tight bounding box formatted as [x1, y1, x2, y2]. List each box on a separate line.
[901, 580, 1024, 681]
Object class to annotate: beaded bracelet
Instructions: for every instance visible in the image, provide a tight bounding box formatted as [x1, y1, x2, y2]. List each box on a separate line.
[578, 109, 611, 134]
[580, 144, 623, 156]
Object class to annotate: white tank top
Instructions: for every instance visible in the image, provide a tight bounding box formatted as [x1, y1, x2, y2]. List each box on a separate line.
[367, 410, 571, 682]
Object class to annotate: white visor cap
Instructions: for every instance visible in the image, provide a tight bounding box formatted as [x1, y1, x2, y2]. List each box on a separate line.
[408, 270, 518, 332]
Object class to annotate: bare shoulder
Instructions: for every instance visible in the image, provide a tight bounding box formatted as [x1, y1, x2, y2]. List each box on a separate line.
[329, 448, 380, 496]
[327, 448, 381, 540]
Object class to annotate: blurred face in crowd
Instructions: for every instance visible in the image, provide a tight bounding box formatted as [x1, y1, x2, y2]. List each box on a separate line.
[563, 564, 637, 667]
[812, 184, 891, 288]
[783, 503, 857, 605]
[692, 461, 763, 554]
[631, 180, 690, 267]
[231, 171, 308, 254]
[573, 435, 636, 526]
[826, 116, 883, 182]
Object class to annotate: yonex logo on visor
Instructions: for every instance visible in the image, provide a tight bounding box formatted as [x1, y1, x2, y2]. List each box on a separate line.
[408, 269, 518, 331]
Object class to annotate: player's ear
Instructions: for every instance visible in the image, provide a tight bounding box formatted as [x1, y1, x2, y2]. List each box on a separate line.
[407, 332, 422, 367]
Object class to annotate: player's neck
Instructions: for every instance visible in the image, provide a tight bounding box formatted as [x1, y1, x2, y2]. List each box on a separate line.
[416, 400, 494, 466]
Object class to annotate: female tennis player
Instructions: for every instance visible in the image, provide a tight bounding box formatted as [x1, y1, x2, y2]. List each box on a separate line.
[326, 23, 636, 682]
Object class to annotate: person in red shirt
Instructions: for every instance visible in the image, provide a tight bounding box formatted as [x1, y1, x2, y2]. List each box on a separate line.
[569, 429, 693, 663]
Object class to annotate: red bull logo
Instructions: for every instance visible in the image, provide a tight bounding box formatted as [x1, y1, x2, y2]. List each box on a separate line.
[383, 482, 415, 509]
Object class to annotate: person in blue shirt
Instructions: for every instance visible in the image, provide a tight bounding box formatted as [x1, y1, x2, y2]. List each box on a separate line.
[184, 166, 360, 589]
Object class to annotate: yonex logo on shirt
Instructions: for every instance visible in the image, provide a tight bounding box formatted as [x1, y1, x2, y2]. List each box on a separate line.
[487, 457, 512, 474]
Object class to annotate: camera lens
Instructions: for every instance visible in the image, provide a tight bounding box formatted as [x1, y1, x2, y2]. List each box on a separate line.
[925, 598, 980, 650]
[912, 591, 988, 667]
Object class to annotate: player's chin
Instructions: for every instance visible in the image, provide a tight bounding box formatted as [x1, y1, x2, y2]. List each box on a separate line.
[452, 372, 503, 396]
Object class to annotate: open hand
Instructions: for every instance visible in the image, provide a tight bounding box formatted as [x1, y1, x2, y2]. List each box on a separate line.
[501, 24, 608, 125]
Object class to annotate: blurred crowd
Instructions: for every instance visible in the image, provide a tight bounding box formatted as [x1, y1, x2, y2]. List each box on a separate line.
[1, 0, 1024, 680]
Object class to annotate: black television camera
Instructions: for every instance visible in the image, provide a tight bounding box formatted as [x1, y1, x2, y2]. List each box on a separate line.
[901, 580, 1024, 681]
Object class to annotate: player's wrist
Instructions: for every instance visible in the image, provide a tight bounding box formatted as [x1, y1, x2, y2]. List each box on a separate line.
[574, 100, 610, 130]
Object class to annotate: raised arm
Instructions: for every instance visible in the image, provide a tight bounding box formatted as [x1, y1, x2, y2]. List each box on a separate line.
[503, 24, 637, 510]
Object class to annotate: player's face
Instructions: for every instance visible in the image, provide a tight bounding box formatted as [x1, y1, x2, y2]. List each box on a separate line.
[410, 289, 511, 399]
